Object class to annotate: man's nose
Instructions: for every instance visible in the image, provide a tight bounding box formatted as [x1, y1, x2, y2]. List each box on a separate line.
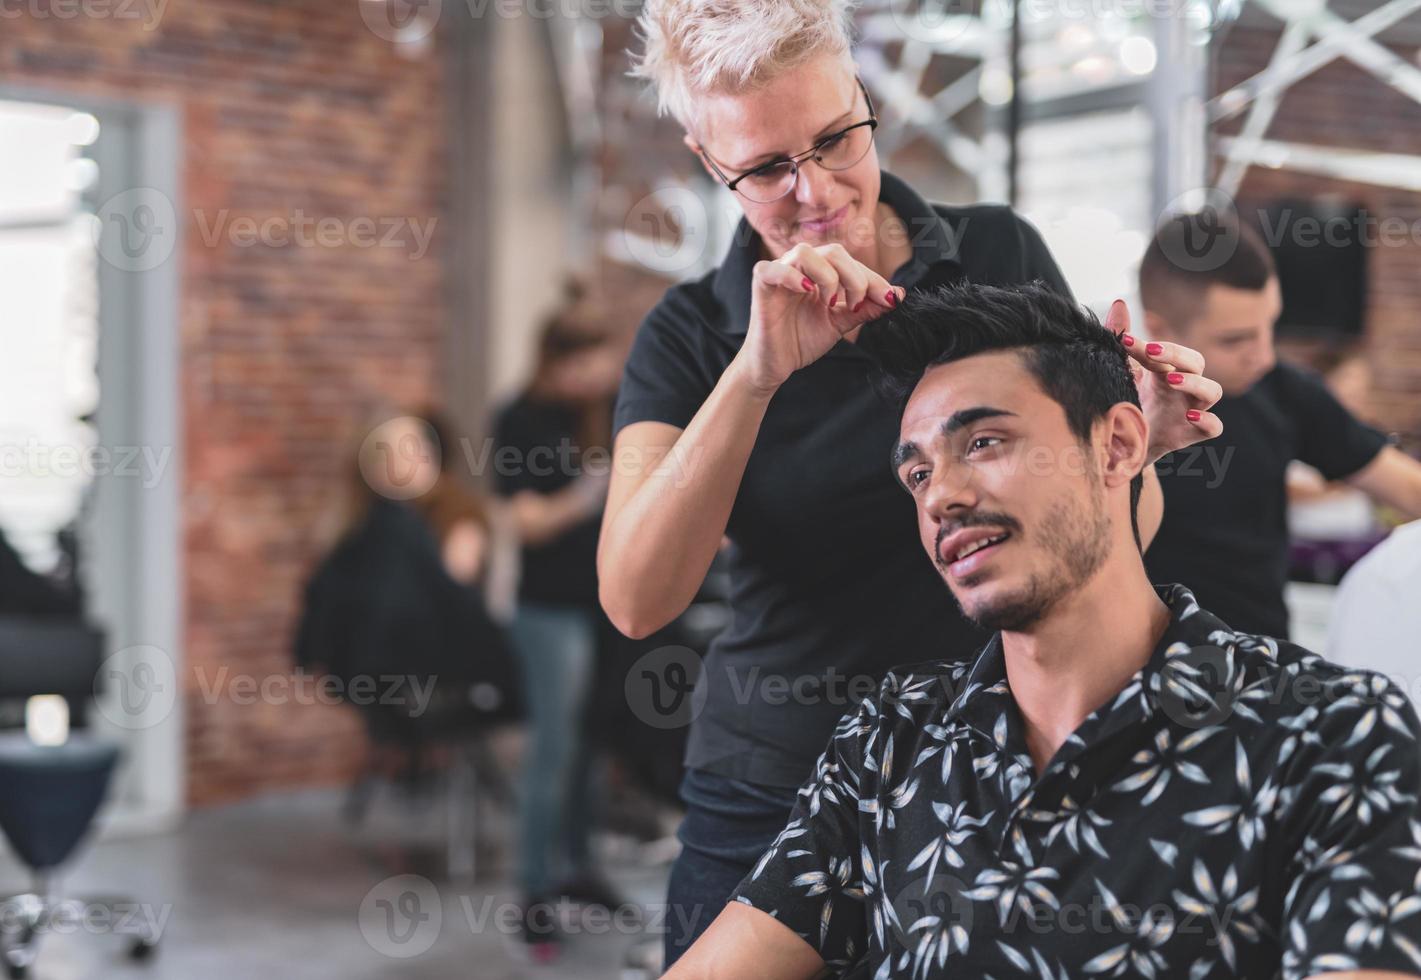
[923, 461, 977, 519]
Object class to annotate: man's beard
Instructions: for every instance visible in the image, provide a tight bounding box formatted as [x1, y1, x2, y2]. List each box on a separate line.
[948, 482, 1112, 633]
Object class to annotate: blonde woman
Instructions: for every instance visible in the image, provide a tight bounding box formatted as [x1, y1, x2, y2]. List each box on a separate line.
[598, 0, 1223, 964]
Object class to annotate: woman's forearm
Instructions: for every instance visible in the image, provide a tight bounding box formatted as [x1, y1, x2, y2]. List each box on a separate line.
[598, 354, 774, 638]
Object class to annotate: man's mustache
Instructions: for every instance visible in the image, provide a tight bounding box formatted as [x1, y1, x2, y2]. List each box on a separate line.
[934, 512, 1023, 567]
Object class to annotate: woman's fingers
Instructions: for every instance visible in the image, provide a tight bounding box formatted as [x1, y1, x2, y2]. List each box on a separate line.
[778, 244, 842, 305]
[1123, 336, 1206, 377]
[1164, 371, 1223, 411]
[754, 256, 826, 297]
[1187, 409, 1224, 441]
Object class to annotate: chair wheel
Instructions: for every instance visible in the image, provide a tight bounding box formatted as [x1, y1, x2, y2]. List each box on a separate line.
[129, 936, 158, 961]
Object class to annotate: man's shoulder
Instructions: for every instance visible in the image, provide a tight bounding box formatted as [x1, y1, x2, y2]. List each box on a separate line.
[1229, 627, 1420, 740]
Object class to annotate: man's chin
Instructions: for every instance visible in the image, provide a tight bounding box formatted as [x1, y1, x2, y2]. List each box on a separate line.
[951, 579, 1052, 633]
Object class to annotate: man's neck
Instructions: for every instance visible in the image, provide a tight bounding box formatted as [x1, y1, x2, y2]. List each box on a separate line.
[1001, 563, 1171, 776]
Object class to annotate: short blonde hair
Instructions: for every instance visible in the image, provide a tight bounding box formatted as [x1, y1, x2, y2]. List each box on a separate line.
[628, 0, 860, 135]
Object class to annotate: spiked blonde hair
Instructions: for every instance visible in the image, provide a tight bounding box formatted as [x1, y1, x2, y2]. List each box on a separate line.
[628, 0, 860, 135]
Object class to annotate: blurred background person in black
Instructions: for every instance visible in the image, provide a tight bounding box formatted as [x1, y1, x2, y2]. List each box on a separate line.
[295, 409, 521, 808]
[493, 301, 624, 962]
[1141, 212, 1421, 638]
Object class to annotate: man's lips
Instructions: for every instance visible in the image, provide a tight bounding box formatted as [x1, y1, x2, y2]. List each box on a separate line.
[799, 204, 848, 233]
[937, 526, 1013, 578]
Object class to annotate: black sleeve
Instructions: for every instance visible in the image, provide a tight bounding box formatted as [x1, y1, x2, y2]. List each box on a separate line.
[611, 288, 718, 440]
[491, 398, 535, 498]
[1012, 210, 1075, 302]
[729, 696, 875, 971]
[1280, 363, 1389, 481]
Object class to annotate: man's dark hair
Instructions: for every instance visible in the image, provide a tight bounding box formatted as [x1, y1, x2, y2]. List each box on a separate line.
[862, 279, 1144, 548]
[1139, 210, 1276, 329]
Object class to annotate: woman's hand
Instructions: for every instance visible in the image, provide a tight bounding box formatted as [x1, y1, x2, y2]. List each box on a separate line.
[735, 242, 905, 396]
[1107, 300, 1224, 463]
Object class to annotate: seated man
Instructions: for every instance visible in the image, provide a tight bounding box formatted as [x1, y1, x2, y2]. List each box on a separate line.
[666, 282, 1421, 980]
[1140, 212, 1421, 638]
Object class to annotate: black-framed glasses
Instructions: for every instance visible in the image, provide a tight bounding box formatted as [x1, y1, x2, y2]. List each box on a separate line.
[700, 76, 879, 204]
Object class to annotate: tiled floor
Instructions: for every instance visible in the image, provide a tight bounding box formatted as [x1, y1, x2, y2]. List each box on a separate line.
[0, 787, 674, 980]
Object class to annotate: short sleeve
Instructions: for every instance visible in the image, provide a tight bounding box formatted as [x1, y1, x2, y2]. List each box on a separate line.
[611, 290, 718, 439]
[1278, 673, 1421, 979]
[1283, 365, 1389, 481]
[729, 699, 875, 970]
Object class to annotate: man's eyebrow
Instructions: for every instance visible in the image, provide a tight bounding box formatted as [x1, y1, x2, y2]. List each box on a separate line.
[890, 406, 1017, 477]
[728, 110, 855, 171]
[943, 406, 1016, 435]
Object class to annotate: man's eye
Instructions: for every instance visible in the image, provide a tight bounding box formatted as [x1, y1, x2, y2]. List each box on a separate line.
[967, 436, 1002, 455]
[908, 468, 930, 489]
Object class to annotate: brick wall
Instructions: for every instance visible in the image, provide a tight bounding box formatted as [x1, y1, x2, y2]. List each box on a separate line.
[1214, 23, 1421, 451]
[2, 1, 451, 805]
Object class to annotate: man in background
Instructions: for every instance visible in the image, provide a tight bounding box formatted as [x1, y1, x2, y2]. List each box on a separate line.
[1139, 211, 1421, 637]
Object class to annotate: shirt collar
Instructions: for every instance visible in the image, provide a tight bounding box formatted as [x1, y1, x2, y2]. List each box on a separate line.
[946, 584, 1247, 753]
[709, 169, 964, 337]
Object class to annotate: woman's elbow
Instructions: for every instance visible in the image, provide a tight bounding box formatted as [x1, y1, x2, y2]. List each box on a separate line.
[598, 573, 673, 640]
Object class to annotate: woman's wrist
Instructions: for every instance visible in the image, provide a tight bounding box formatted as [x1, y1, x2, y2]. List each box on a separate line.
[726, 352, 781, 403]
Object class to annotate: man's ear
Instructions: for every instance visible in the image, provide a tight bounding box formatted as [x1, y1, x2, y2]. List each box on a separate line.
[1099, 402, 1150, 490]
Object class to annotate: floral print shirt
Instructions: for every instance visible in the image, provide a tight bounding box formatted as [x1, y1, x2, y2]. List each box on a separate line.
[732, 585, 1421, 979]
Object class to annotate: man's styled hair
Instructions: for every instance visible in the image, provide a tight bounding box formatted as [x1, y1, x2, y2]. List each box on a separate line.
[1139, 210, 1276, 329]
[863, 280, 1145, 547]
[627, 0, 858, 134]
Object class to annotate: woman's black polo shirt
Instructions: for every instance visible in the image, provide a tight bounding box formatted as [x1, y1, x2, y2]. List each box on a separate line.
[612, 170, 1071, 788]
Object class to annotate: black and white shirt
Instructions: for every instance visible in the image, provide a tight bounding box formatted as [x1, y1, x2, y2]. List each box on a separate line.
[732, 585, 1421, 979]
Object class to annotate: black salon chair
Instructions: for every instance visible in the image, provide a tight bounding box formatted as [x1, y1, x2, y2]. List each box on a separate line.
[0, 618, 158, 977]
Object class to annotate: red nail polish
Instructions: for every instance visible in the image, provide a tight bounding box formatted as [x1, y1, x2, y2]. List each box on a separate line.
[802, 276, 814, 292]
[885, 291, 897, 308]
[852, 300, 865, 313]
[829, 294, 838, 308]
[1146, 343, 1164, 356]
[1121, 333, 1135, 347]
[1186, 409, 1201, 422]
[1167, 372, 1184, 385]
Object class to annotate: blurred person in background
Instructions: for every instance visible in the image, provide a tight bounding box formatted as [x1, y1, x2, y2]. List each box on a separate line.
[294, 409, 520, 792]
[601, 0, 1222, 965]
[1329, 518, 1421, 716]
[1141, 212, 1421, 638]
[493, 304, 624, 962]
